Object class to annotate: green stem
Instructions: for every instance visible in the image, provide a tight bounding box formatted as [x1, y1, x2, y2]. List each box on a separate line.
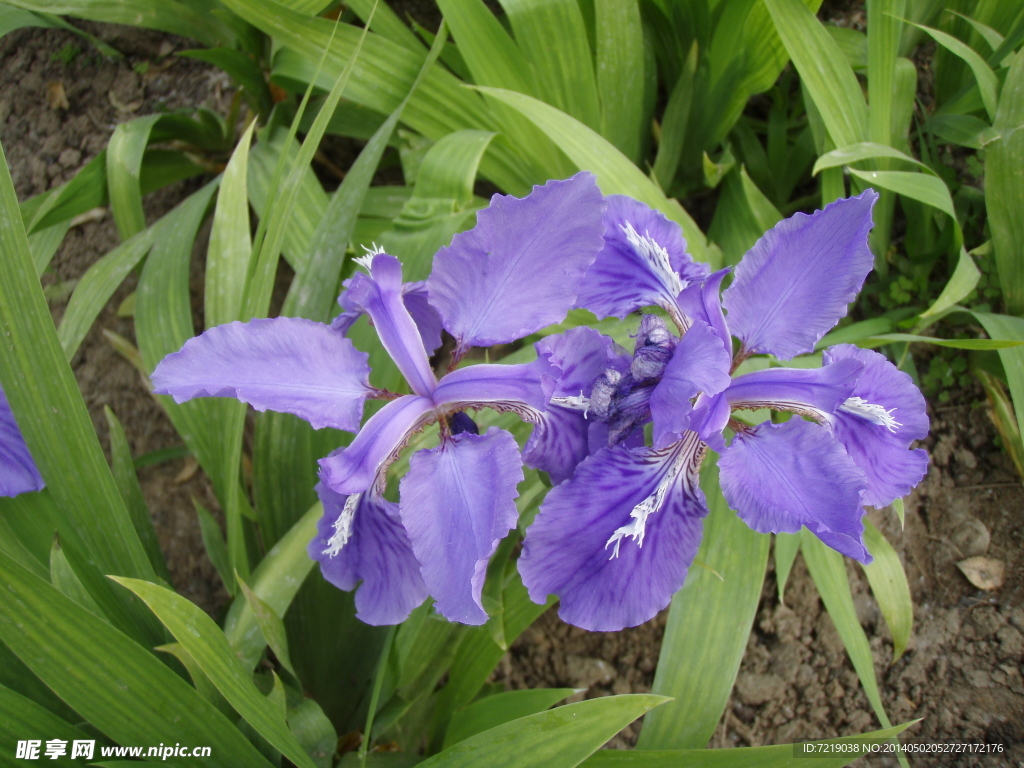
[360, 624, 396, 767]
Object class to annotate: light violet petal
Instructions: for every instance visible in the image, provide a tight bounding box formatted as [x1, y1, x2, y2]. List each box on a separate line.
[332, 278, 443, 357]
[0, 386, 44, 497]
[724, 358, 864, 419]
[677, 268, 731, 356]
[431, 355, 557, 419]
[318, 395, 435, 495]
[399, 428, 523, 625]
[719, 419, 871, 563]
[575, 195, 708, 326]
[345, 254, 437, 396]
[689, 391, 729, 452]
[650, 321, 733, 448]
[309, 483, 427, 625]
[522, 405, 591, 485]
[151, 317, 372, 432]
[519, 435, 708, 631]
[427, 172, 606, 349]
[723, 191, 878, 360]
[535, 327, 628, 398]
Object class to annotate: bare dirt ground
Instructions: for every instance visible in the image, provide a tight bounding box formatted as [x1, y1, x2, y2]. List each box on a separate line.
[2, 14, 1022, 767]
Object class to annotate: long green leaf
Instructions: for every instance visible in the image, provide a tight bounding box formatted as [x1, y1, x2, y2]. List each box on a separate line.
[868, 0, 906, 146]
[0, 552, 271, 766]
[973, 312, 1024, 438]
[846, 168, 957, 221]
[775, 532, 801, 603]
[907, 21, 998, 120]
[419, 695, 668, 768]
[595, 0, 644, 162]
[114, 577, 319, 768]
[986, 49, 1024, 315]
[0, 682, 91, 763]
[862, 521, 912, 663]
[813, 142, 935, 175]
[584, 722, 916, 767]
[0, 139, 154, 581]
[801, 532, 891, 729]
[205, 120, 256, 329]
[764, 0, 867, 147]
[919, 247, 980, 318]
[224, 501, 321, 671]
[638, 468, 770, 749]
[473, 86, 711, 265]
[107, 115, 161, 241]
[861, 333, 1022, 349]
[443, 688, 577, 749]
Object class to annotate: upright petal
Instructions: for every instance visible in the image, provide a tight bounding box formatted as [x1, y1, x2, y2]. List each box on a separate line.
[537, 327, 628, 399]
[431, 355, 557, 420]
[723, 358, 864, 420]
[318, 395, 435, 495]
[0, 386, 44, 497]
[722, 191, 878, 360]
[689, 391, 730, 453]
[151, 317, 372, 432]
[719, 419, 871, 562]
[519, 434, 708, 631]
[345, 254, 437, 397]
[677, 268, 731, 357]
[650, 321, 732, 448]
[333, 278, 443, 357]
[823, 345, 929, 507]
[575, 195, 708, 329]
[309, 483, 427, 625]
[399, 428, 523, 625]
[427, 172, 606, 350]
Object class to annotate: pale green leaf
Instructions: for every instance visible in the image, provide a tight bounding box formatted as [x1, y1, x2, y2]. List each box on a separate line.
[862, 521, 913, 663]
[813, 142, 935, 175]
[114, 577, 319, 768]
[107, 115, 161, 240]
[595, 0, 644, 161]
[443, 688, 577, 748]
[973, 312, 1024, 439]
[907, 20, 998, 120]
[846, 168, 956, 221]
[638, 469, 769, 749]
[919, 247, 980, 318]
[860, 333, 1023, 349]
[774, 532, 801, 603]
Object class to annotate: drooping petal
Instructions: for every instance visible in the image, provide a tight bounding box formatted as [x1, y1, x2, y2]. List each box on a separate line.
[677, 268, 731, 357]
[399, 427, 523, 625]
[308, 483, 427, 625]
[575, 195, 708, 329]
[333, 278, 443, 357]
[650, 321, 732, 448]
[723, 358, 864, 420]
[0, 386, 44, 497]
[318, 395, 435, 495]
[431, 355, 557, 420]
[519, 434, 708, 631]
[427, 172, 606, 350]
[151, 317, 372, 432]
[823, 344, 929, 507]
[722, 190, 878, 360]
[719, 418, 871, 562]
[344, 254, 437, 397]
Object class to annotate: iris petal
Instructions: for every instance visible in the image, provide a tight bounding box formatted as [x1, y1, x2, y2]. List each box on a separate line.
[309, 483, 427, 625]
[0, 386, 44, 497]
[399, 428, 523, 625]
[519, 434, 708, 631]
[428, 172, 606, 351]
[719, 418, 871, 562]
[151, 317, 372, 432]
[722, 191, 878, 360]
[333, 278, 444, 358]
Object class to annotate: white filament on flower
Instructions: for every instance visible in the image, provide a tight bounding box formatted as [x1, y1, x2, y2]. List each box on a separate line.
[839, 396, 901, 432]
[551, 390, 590, 418]
[621, 222, 683, 298]
[355, 243, 386, 272]
[324, 493, 360, 557]
[605, 479, 673, 559]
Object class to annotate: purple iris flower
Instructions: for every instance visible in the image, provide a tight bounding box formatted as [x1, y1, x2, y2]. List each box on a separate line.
[519, 189, 929, 632]
[151, 172, 607, 626]
[0, 385, 45, 497]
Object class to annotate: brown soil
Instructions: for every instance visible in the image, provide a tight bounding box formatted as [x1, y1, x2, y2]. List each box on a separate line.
[3, 17, 1023, 767]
